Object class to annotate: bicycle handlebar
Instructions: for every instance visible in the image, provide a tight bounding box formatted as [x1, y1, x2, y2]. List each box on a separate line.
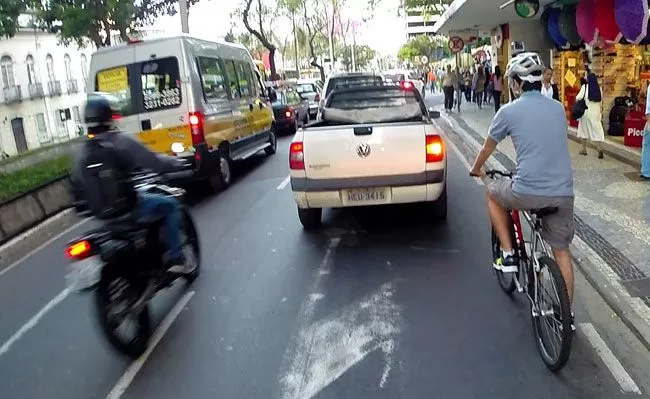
[484, 169, 513, 178]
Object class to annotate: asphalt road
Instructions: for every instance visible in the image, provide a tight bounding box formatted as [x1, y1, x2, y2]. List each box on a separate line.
[0, 92, 648, 399]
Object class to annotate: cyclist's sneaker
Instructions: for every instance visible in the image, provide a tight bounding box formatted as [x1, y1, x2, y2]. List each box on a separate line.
[571, 311, 576, 332]
[493, 252, 518, 273]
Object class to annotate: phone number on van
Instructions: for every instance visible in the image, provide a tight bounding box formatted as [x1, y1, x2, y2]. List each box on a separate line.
[143, 88, 181, 110]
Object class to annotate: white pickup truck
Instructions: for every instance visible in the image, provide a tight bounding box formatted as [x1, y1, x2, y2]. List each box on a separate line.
[289, 84, 447, 229]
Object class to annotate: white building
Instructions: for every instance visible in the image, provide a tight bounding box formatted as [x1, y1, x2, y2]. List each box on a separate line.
[0, 14, 94, 156]
[405, 4, 447, 40]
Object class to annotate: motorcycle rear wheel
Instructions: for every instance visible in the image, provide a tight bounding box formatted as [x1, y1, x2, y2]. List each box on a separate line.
[181, 207, 201, 283]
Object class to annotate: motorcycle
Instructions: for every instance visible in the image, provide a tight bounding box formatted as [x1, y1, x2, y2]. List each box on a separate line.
[64, 172, 200, 358]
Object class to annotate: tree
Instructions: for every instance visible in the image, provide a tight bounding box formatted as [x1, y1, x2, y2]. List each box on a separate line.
[397, 35, 450, 63]
[341, 44, 375, 71]
[240, 0, 279, 79]
[402, 0, 453, 14]
[0, 0, 43, 39]
[224, 31, 236, 42]
[40, 0, 202, 49]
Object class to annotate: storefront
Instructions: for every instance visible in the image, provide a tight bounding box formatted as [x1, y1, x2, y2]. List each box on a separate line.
[544, 0, 650, 150]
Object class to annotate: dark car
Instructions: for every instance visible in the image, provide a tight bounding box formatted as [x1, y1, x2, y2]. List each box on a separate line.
[271, 88, 310, 135]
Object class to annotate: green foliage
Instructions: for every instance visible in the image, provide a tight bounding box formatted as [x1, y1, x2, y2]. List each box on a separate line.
[0, 155, 71, 201]
[397, 35, 450, 62]
[0, 0, 42, 39]
[341, 44, 376, 71]
[224, 31, 236, 43]
[40, 0, 202, 48]
[402, 0, 454, 14]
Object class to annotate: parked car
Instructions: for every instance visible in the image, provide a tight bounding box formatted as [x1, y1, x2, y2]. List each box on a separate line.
[296, 79, 323, 119]
[382, 69, 426, 99]
[271, 88, 311, 135]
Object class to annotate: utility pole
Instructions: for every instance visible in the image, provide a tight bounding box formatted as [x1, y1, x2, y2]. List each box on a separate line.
[179, 0, 190, 34]
[328, 3, 335, 73]
[292, 11, 299, 73]
[351, 28, 356, 72]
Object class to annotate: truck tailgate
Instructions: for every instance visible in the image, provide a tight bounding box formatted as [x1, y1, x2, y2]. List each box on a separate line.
[302, 123, 426, 179]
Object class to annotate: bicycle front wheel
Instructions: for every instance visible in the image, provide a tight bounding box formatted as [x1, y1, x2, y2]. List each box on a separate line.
[491, 228, 516, 294]
[531, 255, 573, 372]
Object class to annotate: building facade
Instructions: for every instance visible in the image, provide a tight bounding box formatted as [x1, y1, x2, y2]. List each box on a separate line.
[405, 4, 447, 39]
[0, 15, 94, 157]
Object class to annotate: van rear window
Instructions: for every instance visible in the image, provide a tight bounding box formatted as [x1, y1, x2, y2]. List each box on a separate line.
[94, 56, 182, 117]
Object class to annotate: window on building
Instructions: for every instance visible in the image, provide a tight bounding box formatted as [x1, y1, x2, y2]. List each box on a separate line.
[64, 54, 73, 80]
[46, 54, 55, 81]
[54, 109, 66, 134]
[1, 55, 16, 88]
[80, 54, 88, 82]
[72, 106, 81, 122]
[197, 56, 230, 103]
[35, 113, 49, 143]
[26, 55, 38, 84]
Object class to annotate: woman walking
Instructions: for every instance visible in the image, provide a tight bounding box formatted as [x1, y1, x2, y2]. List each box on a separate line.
[576, 71, 605, 158]
[473, 67, 485, 109]
[491, 66, 504, 112]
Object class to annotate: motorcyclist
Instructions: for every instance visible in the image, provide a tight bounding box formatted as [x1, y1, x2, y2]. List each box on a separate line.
[71, 92, 194, 275]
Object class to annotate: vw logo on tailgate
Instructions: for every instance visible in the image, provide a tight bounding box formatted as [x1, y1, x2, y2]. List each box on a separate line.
[356, 143, 371, 158]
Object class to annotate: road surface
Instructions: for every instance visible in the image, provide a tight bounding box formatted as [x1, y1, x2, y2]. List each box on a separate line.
[0, 93, 648, 399]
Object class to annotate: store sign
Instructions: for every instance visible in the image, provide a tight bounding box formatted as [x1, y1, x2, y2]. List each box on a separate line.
[627, 127, 643, 136]
[514, 0, 540, 18]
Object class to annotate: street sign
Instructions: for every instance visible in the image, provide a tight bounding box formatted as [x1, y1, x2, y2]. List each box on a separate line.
[448, 36, 464, 53]
[420, 55, 428, 64]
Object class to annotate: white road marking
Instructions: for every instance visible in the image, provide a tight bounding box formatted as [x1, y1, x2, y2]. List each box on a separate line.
[106, 290, 196, 399]
[0, 215, 90, 279]
[277, 175, 291, 190]
[443, 133, 484, 186]
[578, 323, 642, 394]
[0, 288, 70, 357]
[280, 282, 400, 399]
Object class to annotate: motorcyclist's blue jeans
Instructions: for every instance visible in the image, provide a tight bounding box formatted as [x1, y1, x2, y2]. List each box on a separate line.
[642, 130, 650, 178]
[134, 193, 183, 262]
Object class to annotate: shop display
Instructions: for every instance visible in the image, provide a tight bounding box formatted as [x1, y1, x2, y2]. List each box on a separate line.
[548, 8, 570, 48]
[614, 0, 649, 44]
[576, 0, 598, 45]
[596, 0, 623, 44]
[559, 5, 583, 46]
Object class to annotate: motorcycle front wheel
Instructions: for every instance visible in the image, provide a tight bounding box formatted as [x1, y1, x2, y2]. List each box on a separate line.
[95, 270, 151, 359]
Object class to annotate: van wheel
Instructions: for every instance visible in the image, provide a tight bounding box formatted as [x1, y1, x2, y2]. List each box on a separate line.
[264, 129, 277, 156]
[298, 207, 322, 230]
[207, 151, 232, 192]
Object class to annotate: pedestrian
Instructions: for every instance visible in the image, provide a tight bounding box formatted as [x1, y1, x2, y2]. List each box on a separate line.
[455, 67, 464, 113]
[641, 80, 650, 180]
[474, 67, 485, 109]
[427, 69, 436, 93]
[541, 67, 560, 101]
[576, 71, 605, 158]
[442, 65, 456, 112]
[483, 63, 491, 104]
[491, 65, 504, 112]
[464, 70, 472, 102]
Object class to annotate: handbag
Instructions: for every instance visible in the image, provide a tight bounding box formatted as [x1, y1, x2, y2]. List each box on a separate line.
[571, 85, 588, 120]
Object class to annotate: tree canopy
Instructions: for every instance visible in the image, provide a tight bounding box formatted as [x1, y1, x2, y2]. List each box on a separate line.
[397, 35, 450, 63]
[0, 0, 43, 39]
[402, 0, 454, 14]
[341, 44, 376, 71]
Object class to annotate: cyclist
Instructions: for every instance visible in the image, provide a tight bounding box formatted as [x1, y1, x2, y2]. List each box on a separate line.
[71, 92, 195, 275]
[469, 52, 576, 317]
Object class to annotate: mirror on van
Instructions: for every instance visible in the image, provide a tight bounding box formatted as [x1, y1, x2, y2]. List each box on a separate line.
[428, 108, 440, 119]
[267, 87, 278, 102]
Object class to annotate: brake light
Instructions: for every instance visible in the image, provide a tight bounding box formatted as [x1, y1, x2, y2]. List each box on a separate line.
[400, 81, 413, 90]
[65, 240, 92, 260]
[127, 39, 143, 45]
[189, 111, 205, 146]
[289, 141, 305, 170]
[285, 107, 294, 118]
[111, 112, 122, 120]
[426, 135, 444, 162]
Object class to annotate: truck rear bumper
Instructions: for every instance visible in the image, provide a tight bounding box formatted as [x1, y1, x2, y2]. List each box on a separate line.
[293, 182, 445, 209]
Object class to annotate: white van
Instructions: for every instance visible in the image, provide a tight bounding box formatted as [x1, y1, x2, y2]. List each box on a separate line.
[86, 34, 277, 192]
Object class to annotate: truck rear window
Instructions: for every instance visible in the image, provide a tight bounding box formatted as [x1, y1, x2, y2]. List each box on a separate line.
[95, 56, 182, 117]
[328, 88, 419, 109]
[326, 75, 383, 97]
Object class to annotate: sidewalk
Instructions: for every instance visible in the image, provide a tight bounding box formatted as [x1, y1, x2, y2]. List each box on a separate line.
[436, 98, 650, 348]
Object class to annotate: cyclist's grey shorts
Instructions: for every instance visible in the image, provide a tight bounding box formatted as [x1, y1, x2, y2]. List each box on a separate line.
[488, 179, 575, 249]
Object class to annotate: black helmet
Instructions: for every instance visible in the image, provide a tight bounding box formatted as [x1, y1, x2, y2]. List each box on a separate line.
[84, 92, 119, 131]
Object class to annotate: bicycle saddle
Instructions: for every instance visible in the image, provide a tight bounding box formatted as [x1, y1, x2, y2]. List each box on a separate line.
[529, 207, 558, 217]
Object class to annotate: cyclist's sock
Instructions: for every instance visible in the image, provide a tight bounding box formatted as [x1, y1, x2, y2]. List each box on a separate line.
[501, 248, 514, 257]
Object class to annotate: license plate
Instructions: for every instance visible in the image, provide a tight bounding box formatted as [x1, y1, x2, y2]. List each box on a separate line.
[65, 256, 102, 292]
[344, 187, 389, 205]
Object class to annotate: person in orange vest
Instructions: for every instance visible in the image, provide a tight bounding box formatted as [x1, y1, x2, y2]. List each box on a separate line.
[427, 70, 437, 94]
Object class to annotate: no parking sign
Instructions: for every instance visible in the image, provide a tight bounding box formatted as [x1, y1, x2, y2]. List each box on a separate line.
[448, 36, 464, 53]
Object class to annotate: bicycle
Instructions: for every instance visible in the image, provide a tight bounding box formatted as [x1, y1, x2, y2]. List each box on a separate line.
[484, 170, 573, 372]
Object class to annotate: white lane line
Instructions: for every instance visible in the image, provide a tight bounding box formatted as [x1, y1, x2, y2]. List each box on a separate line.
[277, 175, 291, 190]
[578, 323, 642, 394]
[106, 290, 196, 399]
[0, 215, 90, 279]
[444, 133, 484, 186]
[0, 288, 70, 357]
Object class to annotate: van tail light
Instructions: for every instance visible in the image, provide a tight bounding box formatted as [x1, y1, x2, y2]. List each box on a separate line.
[188, 111, 205, 146]
[289, 141, 305, 170]
[285, 107, 294, 119]
[426, 134, 444, 163]
[65, 240, 92, 260]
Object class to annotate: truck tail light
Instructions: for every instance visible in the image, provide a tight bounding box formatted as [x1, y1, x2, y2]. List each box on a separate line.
[189, 111, 205, 146]
[426, 134, 444, 163]
[289, 141, 305, 170]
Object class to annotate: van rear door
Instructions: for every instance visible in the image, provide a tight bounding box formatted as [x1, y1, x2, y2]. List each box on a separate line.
[134, 40, 192, 156]
[92, 46, 140, 135]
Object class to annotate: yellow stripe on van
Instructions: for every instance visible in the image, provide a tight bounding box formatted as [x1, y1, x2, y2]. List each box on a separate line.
[136, 125, 192, 154]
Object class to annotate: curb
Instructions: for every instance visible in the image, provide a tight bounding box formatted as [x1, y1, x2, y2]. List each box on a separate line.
[436, 103, 650, 352]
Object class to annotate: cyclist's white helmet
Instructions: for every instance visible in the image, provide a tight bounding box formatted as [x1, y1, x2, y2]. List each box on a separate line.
[505, 52, 545, 83]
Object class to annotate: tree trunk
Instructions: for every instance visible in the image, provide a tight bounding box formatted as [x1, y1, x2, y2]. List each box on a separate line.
[242, 0, 277, 79]
[269, 48, 279, 80]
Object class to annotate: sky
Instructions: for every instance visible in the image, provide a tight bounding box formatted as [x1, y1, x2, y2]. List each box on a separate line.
[151, 0, 406, 56]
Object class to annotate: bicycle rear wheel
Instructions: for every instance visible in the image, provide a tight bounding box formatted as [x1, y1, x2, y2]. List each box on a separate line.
[531, 255, 573, 372]
[491, 227, 516, 294]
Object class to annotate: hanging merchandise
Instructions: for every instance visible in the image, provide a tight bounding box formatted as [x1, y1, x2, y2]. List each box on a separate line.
[540, 7, 559, 48]
[596, 0, 623, 44]
[558, 5, 583, 46]
[576, 0, 599, 46]
[614, 0, 649, 44]
[548, 8, 570, 48]
[514, 0, 540, 18]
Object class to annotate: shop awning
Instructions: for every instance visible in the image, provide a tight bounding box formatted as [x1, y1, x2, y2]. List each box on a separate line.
[433, 0, 556, 35]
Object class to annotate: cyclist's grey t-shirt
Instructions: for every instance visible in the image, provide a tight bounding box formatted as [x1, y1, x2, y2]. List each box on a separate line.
[488, 91, 574, 197]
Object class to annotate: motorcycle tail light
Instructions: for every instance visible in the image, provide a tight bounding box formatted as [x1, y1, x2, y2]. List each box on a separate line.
[66, 240, 92, 260]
